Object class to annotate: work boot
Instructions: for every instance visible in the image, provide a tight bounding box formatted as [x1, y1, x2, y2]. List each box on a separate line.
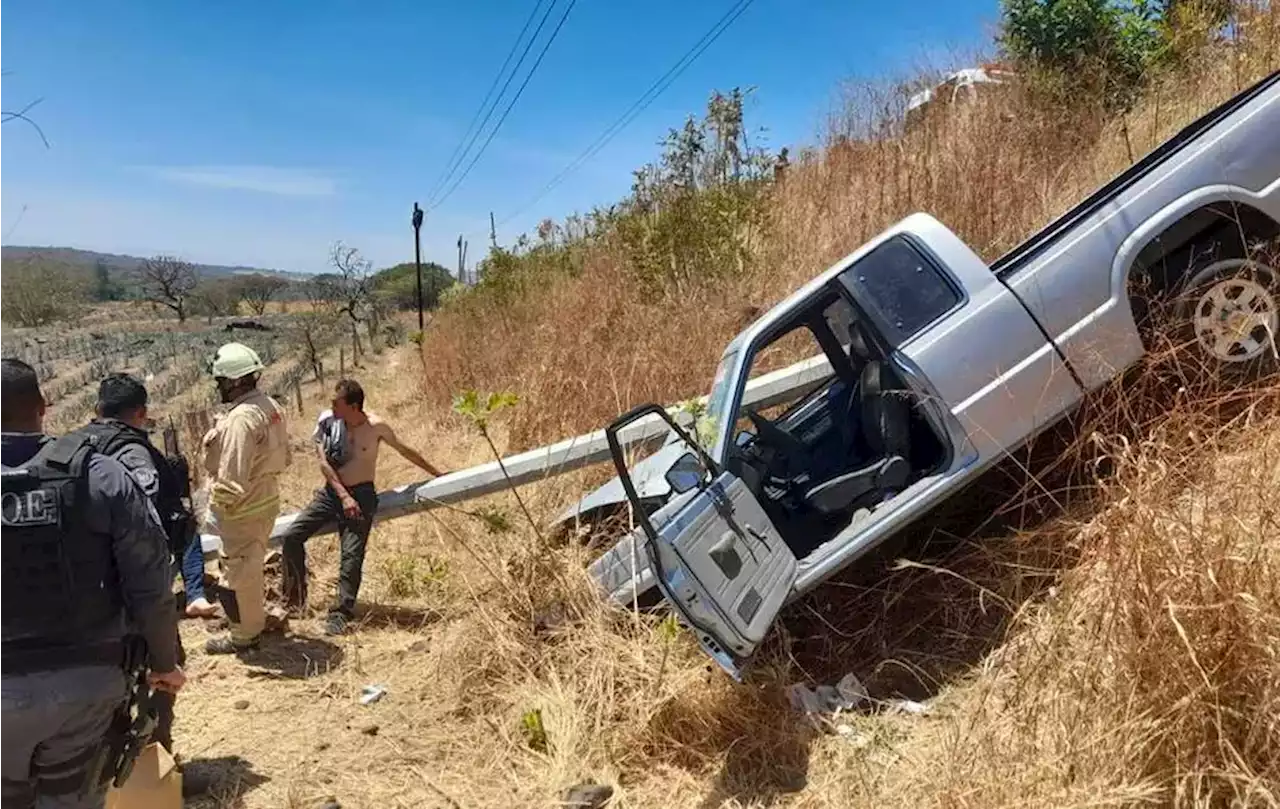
[323, 613, 348, 637]
[263, 605, 291, 634]
[205, 634, 260, 655]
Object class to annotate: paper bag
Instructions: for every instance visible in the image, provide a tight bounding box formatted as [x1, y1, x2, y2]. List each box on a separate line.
[104, 742, 183, 809]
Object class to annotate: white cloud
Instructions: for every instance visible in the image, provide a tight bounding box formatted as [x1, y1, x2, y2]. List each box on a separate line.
[144, 165, 338, 197]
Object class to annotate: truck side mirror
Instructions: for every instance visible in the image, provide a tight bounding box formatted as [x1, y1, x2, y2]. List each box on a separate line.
[664, 451, 706, 495]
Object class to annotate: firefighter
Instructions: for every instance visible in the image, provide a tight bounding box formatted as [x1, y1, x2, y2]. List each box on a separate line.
[201, 343, 291, 655]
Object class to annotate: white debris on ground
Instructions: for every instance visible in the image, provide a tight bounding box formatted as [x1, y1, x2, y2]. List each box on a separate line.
[359, 685, 388, 706]
[787, 672, 934, 733]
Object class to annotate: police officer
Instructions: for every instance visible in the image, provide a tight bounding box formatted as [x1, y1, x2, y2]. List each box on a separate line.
[77, 374, 200, 757]
[1, 358, 186, 809]
[202, 343, 291, 655]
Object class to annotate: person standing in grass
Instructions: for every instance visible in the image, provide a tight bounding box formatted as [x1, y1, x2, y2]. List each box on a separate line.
[281, 378, 446, 636]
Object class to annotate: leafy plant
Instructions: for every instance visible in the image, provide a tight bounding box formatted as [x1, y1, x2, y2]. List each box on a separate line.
[381, 554, 449, 599]
[452, 390, 544, 546]
[652, 613, 682, 697]
[673, 398, 718, 450]
[472, 505, 514, 535]
[519, 708, 549, 754]
[1000, 0, 1167, 108]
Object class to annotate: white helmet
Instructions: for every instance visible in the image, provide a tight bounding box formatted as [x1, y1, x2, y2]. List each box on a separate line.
[210, 342, 265, 380]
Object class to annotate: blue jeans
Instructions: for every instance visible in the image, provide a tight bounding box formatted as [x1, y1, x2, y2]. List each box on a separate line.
[181, 534, 206, 605]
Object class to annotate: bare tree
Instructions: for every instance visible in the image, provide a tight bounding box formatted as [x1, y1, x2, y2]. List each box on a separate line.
[322, 241, 374, 326]
[240, 274, 288, 316]
[285, 311, 336, 384]
[136, 255, 198, 322]
[190, 277, 245, 323]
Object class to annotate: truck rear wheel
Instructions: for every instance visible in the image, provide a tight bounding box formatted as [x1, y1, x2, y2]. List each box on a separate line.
[1173, 256, 1280, 382]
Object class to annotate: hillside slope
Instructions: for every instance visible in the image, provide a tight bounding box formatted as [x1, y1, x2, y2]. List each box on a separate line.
[173, 10, 1280, 808]
[0, 245, 306, 281]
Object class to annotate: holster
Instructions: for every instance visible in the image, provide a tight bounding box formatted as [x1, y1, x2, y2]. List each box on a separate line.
[83, 636, 158, 795]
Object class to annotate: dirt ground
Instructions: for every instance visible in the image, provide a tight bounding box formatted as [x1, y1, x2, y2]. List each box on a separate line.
[174, 341, 610, 808]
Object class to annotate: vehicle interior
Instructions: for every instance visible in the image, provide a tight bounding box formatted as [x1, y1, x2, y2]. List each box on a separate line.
[722, 286, 949, 558]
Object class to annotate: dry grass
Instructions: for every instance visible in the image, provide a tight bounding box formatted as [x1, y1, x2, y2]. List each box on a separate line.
[174, 339, 1280, 809]
[170, 10, 1280, 808]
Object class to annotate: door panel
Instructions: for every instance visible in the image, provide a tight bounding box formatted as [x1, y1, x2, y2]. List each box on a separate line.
[606, 404, 797, 679]
[656, 473, 796, 646]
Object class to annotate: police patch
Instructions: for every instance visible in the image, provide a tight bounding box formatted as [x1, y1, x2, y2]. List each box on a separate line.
[1, 487, 59, 527]
[131, 465, 160, 496]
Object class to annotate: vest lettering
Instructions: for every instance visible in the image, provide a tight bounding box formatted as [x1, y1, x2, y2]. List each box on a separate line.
[1, 488, 59, 527]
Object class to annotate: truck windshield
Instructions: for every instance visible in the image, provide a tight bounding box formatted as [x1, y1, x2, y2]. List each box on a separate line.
[697, 349, 739, 454]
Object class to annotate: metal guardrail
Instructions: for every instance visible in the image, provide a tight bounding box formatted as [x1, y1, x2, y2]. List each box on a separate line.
[200, 353, 833, 551]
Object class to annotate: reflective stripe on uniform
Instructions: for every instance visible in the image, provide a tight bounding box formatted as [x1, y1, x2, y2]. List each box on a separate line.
[212, 493, 279, 522]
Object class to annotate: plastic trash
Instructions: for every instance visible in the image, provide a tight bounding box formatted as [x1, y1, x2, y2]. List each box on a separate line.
[359, 685, 387, 706]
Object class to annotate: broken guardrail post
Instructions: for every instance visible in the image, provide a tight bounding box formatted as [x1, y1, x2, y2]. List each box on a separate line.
[199, 353, 834, 552]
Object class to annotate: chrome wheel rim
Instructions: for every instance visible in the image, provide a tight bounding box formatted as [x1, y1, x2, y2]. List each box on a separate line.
[1192, 271, 1278, 363]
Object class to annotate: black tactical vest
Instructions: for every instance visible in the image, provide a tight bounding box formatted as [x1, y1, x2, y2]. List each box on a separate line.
[75, 420, 195, 559]
[1, 435, 124, 671]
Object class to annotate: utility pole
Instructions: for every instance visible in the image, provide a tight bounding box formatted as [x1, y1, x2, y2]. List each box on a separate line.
[489, 211, 497, 250]
[462, 240, 469, 285]
[457, 234, 464, 281]
[412, 202, 424, 331]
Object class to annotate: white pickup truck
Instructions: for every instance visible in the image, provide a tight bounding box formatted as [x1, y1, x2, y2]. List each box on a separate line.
[584, 70, 1280, 679]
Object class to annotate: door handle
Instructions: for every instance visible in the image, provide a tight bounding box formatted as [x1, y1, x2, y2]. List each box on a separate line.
[743, 523, 773, 553]
[708, 533, 743, 578]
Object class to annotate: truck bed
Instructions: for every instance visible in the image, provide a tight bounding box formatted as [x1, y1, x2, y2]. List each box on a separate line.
[990, 69, 1280, 281]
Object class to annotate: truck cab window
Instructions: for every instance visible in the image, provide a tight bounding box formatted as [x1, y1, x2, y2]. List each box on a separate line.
[839, 237, 960, 343]
[736, 324, 830, 434]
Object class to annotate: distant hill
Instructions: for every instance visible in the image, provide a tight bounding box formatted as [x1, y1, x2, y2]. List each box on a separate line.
[0, 245, 311, 282]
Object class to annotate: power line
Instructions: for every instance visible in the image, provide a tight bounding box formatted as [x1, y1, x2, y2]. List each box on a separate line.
[428, 1, 562, 208]
[424, 1, 551, 207]
[492, 0, 756, 231]
[430, 0, 579, 212]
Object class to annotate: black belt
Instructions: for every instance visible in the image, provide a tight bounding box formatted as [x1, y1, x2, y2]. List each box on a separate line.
[0, 640, 124, 675]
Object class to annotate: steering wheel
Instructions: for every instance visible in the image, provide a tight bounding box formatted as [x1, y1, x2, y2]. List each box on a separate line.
[745, 408, 810, 470]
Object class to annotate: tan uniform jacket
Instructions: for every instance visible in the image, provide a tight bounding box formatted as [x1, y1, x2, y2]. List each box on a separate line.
[202, 388, 291, 523]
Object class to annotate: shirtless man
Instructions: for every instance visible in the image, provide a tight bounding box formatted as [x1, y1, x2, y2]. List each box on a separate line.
[280, 379, 445, 635]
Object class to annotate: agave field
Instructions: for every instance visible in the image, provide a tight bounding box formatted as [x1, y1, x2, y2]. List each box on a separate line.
[1, 303, 398, 434]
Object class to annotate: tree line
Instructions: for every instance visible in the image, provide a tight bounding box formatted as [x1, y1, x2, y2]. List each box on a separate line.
[1, 245, 457, 328]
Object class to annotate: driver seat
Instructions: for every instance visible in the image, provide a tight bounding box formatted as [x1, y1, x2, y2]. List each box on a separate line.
[802, 357, 913, 515]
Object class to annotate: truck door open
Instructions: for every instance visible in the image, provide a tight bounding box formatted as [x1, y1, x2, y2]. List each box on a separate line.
[606, 404, 797, 680]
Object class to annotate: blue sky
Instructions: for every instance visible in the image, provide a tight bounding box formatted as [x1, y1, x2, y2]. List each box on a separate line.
[2, 1, 999, 273]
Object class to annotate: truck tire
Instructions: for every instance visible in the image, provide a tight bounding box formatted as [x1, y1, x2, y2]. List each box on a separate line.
[1172, 255, 1280, 382]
